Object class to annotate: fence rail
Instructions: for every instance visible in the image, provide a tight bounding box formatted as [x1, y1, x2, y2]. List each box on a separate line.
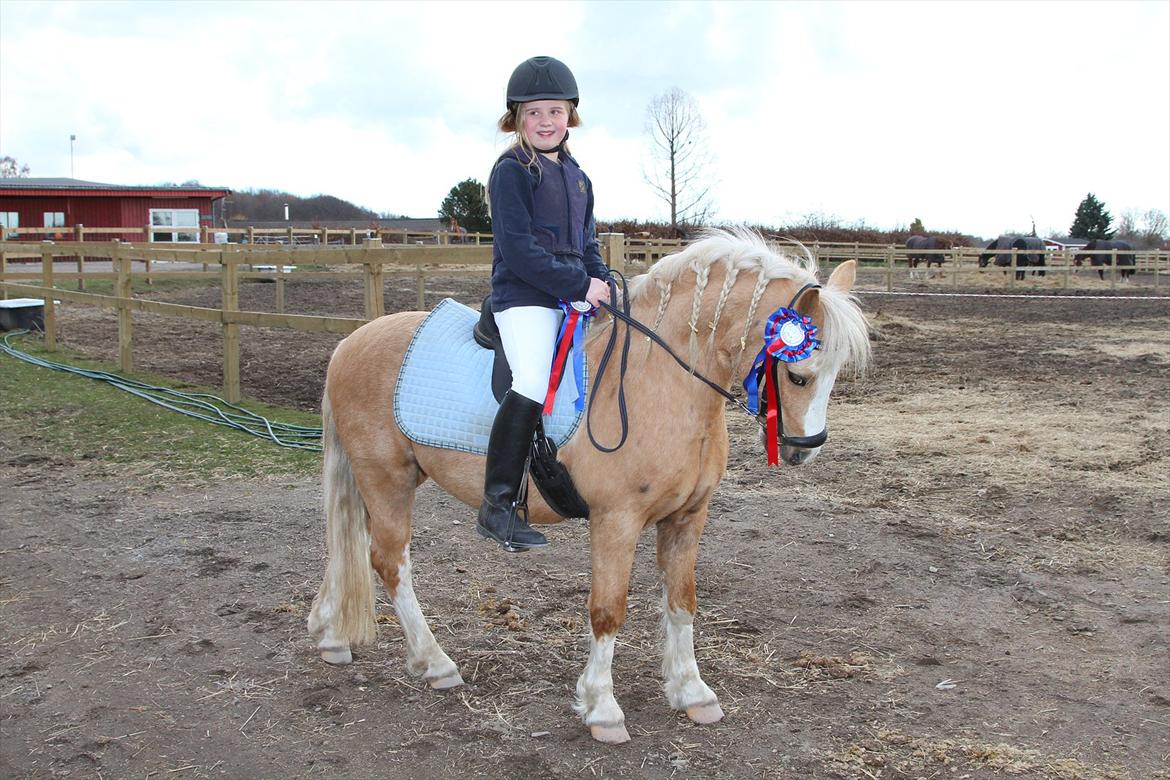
[2, 236, 1167, 403]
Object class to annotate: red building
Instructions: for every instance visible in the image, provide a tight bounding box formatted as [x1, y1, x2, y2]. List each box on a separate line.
[0, 178, 230, 243]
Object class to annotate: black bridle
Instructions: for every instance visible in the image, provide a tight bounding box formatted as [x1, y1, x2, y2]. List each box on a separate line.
[585, 273, 827, 456]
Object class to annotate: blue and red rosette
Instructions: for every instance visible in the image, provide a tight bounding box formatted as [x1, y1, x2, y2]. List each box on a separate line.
[742, 307, 820, 465]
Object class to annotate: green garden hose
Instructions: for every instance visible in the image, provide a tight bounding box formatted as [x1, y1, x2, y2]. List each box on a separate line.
[2, 330, 322, 452]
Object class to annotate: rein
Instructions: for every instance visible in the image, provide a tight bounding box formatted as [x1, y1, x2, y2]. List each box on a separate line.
[585, 273, 823, 458]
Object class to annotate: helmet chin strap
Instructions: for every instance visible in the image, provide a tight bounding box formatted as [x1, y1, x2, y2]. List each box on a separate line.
[535, 130, 568, 156]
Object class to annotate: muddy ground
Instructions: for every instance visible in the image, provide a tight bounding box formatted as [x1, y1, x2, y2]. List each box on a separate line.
[2, 266, 1168, 779]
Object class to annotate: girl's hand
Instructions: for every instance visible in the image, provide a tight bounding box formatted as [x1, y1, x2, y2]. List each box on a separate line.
[585, 277, 610, 308]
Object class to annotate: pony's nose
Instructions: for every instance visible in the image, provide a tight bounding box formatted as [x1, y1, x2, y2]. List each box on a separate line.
[782, 446, 818, 466]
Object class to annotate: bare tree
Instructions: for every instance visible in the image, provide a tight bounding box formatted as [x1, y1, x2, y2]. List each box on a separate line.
[1117, 209, 1139, 241]
[0, 156, 31, 177]
[1141, 208, 1168, 246]
[643, 88, 715, 234]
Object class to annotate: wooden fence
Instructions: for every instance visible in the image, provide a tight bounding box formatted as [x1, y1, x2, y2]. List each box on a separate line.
[2, 235, 1167, 403]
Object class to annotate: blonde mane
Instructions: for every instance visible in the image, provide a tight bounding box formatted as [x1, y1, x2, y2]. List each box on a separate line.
[625, 228, 871, 374]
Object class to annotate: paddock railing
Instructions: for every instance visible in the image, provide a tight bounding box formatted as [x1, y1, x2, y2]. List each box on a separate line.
[2, 236, 1167, 403]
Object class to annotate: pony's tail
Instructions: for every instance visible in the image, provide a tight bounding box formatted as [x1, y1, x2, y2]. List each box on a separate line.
[307, 391, 377, 658]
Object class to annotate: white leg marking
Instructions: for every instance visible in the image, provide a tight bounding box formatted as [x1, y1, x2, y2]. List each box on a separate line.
[308, 594, 352, 665]
[661, 590, 723, 724]
[574, 634, 630, 743]
[392, 550, 463, 688]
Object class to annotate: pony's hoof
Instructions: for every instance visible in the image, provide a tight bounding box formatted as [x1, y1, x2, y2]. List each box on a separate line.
[589, 723, 631, 744]
[428, 671, 465, 690]
[686, 701, 725, 724]
[319, 645, 352, 665]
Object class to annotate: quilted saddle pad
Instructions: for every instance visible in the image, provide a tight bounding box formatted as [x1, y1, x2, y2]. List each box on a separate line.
[393, 298, 585, 455]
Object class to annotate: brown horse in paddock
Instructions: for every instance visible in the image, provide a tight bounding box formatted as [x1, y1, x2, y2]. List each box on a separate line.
[307, 230, 871, 743]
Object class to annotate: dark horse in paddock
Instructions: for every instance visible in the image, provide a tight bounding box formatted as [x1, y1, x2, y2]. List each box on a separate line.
[979, 235, 1047, 280]
[1074, 239, 1135, 280]
[905, 235, 952, 279]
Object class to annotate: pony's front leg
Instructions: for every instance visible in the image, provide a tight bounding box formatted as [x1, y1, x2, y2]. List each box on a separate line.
[575, 515, 640, 744]
[657, 508, 724, 725]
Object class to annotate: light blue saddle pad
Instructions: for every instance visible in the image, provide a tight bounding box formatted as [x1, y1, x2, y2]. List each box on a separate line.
[393, 298, 586, 455]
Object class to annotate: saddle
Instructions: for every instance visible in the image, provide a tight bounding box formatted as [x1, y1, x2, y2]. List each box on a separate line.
[474, 295, 590, 519]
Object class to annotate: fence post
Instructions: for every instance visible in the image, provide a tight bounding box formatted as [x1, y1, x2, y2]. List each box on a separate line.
[72, 224, 86, 292]
[274, 254, 286, 314]
[1110, 249, 1117, 290]
[0, 248, 7, 300]
[600, 232, 626, 276]
[1009, 250, 1017, 289]
[363, 238, 385, 320]
[885, 246, 893, 292]
[221, 251, 241, 404]
[114, 242, 134, 373]
[40, 243, 57, 351]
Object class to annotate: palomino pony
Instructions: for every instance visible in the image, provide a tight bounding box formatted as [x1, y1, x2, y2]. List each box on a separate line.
[307, 230, 871, 743]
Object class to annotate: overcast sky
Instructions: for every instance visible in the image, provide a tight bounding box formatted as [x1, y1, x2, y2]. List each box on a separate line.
[2, 0, 1167, 239]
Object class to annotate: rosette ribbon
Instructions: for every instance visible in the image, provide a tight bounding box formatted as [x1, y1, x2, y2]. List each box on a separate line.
[543, 300, 595, 415]
[742, 306, 820, 465]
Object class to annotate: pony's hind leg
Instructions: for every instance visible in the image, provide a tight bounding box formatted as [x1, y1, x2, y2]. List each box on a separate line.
[308, 399, 461, 688]
[656, 507, 724, 725]
[360, 461, 464, 690]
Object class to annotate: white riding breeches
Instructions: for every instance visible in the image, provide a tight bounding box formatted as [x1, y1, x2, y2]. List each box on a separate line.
[495, 305, 564, 403]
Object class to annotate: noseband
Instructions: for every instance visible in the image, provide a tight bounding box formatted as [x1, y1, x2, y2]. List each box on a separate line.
[586, 274, 827, 464]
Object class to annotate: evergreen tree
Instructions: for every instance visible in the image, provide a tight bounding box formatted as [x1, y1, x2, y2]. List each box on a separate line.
[1069, 193, 1114, 239]
[909, 217, 925, 234]
[438, 179, 490, 233]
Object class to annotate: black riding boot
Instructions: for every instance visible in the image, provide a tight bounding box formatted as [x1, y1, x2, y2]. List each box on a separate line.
[477, 390, 548, 551]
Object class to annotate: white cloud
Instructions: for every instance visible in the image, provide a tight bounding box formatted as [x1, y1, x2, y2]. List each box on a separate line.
[2, 0, 1166, 237]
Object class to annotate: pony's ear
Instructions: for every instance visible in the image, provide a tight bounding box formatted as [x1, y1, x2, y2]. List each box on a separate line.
[792, 284, 821, 316]
[826, 259, 856, 293]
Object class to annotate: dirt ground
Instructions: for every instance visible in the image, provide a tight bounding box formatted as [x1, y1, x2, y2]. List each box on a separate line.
[2, 266, 1168, 779]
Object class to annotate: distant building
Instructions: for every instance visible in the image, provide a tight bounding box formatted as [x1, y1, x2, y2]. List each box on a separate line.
[0, 178, 230, 242]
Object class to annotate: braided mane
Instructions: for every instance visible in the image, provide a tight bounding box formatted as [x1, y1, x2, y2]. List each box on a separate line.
[625, 228, 870, 373]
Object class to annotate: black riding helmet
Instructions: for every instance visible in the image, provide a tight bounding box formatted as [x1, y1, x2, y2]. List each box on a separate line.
[506, 56, 579, 109]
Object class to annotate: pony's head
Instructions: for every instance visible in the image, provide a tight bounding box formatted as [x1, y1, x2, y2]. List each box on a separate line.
[761, 256, 870, 465]
[628, 229, 870, 466]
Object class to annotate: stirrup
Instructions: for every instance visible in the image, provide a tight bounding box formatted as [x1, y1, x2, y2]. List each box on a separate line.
[476, 455, 547, 553]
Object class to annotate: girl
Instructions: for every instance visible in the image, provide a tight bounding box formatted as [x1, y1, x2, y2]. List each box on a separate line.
[478, 56, 611, 551]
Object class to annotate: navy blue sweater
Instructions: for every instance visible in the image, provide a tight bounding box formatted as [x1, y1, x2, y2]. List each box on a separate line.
[488, 147, 609, 312]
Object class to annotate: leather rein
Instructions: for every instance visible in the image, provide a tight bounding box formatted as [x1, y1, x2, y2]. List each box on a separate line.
[585, 272, 825, 455]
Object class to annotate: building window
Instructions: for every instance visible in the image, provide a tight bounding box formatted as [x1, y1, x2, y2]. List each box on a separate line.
[0, 211, 17, 239]
[149, 209, 199, 243]
[43, 212, 65, 228]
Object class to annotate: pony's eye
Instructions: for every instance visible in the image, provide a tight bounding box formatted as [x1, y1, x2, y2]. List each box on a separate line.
[787, 371, 809, 387]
